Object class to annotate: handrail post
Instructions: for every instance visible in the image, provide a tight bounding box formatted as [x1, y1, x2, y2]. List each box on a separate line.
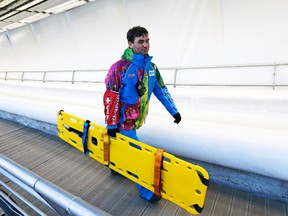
[43, 71, 46, 83]
[21, 71, 25, 82]
[272, 63, 276, 90]
[72, 70, 75, 84]
[173, 68, 178, 88]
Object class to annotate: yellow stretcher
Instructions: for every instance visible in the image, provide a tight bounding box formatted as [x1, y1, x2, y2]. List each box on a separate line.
[57, 110, 209, 215]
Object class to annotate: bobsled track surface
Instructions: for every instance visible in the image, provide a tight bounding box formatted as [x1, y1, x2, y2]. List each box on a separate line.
[0, 117, 287, 216]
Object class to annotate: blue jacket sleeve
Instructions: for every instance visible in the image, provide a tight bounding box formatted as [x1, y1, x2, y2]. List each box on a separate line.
[152, 66, 178, 116]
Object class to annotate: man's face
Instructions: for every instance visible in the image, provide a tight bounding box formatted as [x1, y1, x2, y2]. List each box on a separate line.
[129, 34, 150, 55]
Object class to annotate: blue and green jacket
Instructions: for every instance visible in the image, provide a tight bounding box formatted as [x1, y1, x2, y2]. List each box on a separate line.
[104, 48, 178, 130]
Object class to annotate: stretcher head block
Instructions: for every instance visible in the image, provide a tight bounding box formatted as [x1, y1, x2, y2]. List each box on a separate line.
[57, 111, 85, 152]
[160, 152, 209, 214]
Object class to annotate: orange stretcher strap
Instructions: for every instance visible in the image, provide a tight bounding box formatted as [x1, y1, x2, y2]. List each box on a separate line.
[154, 149, 164, 197]
[103, 131, 109, 164]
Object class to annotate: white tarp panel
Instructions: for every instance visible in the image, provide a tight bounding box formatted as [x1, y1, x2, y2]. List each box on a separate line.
[1, 0, 288, 71]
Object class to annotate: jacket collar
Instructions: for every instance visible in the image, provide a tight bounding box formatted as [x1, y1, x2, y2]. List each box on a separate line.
[122, 48, 152, 68]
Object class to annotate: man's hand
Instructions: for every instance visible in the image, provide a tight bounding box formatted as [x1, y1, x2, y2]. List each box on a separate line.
[107, 128, 119, 137]
[173, 113, 182, 124]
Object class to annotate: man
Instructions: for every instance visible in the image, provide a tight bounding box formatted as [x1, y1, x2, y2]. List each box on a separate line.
[103, 26, 181, 203]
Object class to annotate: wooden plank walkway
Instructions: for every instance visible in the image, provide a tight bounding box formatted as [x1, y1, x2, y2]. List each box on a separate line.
[0, 118, 287, 216]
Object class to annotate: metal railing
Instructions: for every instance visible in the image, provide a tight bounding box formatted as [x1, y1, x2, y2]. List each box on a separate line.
[0, 154, 111, 216]
[0, 69, 107, 84]
[0, 63, 288, 89]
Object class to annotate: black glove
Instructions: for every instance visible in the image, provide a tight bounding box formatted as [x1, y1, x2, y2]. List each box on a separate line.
[107, 128, 119, 137]
[173, 112, 181, 124]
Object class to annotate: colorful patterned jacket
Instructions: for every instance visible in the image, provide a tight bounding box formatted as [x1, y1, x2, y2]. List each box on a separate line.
[103, 48, 178, 130]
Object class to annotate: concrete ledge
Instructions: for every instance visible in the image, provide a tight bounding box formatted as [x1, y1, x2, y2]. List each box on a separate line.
[1, 109, 287, 204]
[0, 110, 57, 136]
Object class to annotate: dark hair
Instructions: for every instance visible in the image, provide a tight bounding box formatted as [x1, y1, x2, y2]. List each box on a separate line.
[127, 26, 149, 43]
